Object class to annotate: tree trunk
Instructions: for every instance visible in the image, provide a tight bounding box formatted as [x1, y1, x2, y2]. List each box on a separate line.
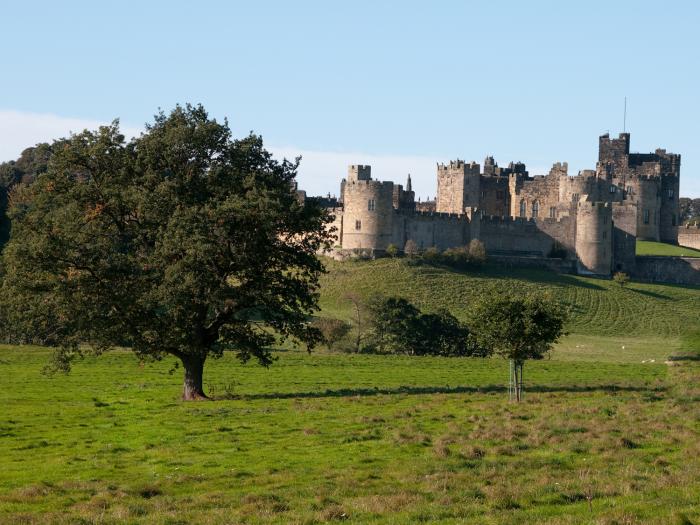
[515, 361, 524, 402]
[181, 354, 208, 401]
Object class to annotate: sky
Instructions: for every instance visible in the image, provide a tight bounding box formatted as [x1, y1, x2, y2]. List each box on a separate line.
[1, 1, 698, 198]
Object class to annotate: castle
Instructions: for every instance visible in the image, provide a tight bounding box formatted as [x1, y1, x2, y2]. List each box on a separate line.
[310, 133, 681, 277]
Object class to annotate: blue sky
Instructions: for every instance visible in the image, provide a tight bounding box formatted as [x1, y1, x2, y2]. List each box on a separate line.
[1, 1, 698, 197]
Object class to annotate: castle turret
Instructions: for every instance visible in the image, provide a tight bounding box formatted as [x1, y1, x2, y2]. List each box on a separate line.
[436, 160, 480, 214]
[575, 202, 613, 275]
[599, 133, 630, 173]
[341, 165, 395, 251]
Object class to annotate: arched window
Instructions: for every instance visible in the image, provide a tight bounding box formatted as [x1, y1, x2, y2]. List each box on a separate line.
[532, 200, 539, 218]
[519, 200, 526, 217]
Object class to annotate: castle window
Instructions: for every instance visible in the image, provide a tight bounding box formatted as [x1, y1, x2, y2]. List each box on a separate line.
[496, 191, 504, 200]
[367, 199, 375, 211]
[549, 207, 556, 218]
[572, 193, 580, 203]
[519, 200, 526, 217]
[603, 215, 608, 224]
[643, 209, 650, 224]
[626, 186, 632, 194]
[668, 189, 674, 200]
[602, 231, 607, 239]
[355, 220, 362, 230]
[532, 201, 539, 218]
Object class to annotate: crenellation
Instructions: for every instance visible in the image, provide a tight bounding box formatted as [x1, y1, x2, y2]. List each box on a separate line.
[310, 132, 680, 276]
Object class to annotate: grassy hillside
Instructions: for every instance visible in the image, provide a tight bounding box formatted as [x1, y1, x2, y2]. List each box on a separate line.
[1, 344, 698, 524]
[637, 240, 700, 257]
[318, 258, 700, 338]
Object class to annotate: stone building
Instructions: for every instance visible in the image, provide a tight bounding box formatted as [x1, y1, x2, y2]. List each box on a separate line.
[311, 133, 681, 276]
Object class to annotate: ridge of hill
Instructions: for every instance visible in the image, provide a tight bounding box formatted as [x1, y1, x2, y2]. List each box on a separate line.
[318, 258, 700, 338]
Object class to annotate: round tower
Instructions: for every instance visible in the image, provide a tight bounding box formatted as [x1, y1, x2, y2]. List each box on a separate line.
[341, 176, 395, 252]
[575, 202, 613, 275]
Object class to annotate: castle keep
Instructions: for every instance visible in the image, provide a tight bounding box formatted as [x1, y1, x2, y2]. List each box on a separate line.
[312, 133, 680, 276]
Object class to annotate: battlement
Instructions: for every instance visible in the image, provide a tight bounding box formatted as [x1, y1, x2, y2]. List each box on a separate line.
[437, 160, 479, 171]
[400, 209, 468, 221]
[344, 179, 393, 190]
[347, 164, 372, 182]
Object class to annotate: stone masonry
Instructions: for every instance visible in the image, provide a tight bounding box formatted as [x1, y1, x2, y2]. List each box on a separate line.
[305, 133, 681, 276]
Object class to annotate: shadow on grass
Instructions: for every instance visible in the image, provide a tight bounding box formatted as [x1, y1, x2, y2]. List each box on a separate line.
[667, 354, 700, 361]
[412, 261, 607, 291]
[628, 288, 671, 300]
[219, 383, 665, 401]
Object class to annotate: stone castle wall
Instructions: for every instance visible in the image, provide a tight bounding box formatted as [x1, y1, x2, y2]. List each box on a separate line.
[320, 132, 680, 278]
[394, 211, 469, 251]
[678, 224, 700, 250]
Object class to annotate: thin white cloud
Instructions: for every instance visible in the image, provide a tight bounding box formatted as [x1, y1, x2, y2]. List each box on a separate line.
[0, 109, 141, 162]
[3, 110, 697, 198]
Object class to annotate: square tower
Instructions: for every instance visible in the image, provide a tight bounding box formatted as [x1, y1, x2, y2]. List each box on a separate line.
[435, 160, 480, 214]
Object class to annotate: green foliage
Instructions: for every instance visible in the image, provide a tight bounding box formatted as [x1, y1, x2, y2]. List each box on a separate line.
[364, 296, 481, 356]
[613, 271, 630, 287]
[471, 294, 567, 363]
[409, 241, 488, 269]
[1, 105, 332, 398]
[385, 243, 399, 258]
[311, 317, 351, 350]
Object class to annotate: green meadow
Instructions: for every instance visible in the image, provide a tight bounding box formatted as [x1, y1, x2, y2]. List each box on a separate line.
[636, 240, 700, 258]
[1, 259, 700, 524]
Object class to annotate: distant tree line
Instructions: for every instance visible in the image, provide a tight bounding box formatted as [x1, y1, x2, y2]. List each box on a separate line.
[679, 197, 700, 225]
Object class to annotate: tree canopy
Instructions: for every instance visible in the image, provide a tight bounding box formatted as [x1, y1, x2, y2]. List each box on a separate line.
[471, 294, 567, 400]
[364, 296, 482, 357]
[2, 104, 333, 399]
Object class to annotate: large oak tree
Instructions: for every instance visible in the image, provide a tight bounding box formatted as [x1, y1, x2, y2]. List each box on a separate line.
[2, 105, 333, 399]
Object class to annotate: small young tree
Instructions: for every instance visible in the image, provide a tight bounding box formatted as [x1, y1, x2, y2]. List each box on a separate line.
[467, 239, 487, 264]
[344, 292, 367, 353]
[613, 271, 630, 288]
[385, 243, 399, 258]
[471, 294, 567, 401]
[311, 317, 351, 351]
[404, 239, 419, 257]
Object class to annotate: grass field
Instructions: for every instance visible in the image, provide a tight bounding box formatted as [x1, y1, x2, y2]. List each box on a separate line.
[1, 260, 700, 524]
[636, 240, 700, 257]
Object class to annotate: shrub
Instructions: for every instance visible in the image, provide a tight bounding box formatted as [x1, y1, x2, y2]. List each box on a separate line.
[422, 247, 441, 263]
[468, 239, 487, 264]
[404, 239, 419, 257]
[613, 271, 630, 288]
[311, 317, 352, 351]
[385, 243, 399, 258]
[363, 296, 483, 356]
